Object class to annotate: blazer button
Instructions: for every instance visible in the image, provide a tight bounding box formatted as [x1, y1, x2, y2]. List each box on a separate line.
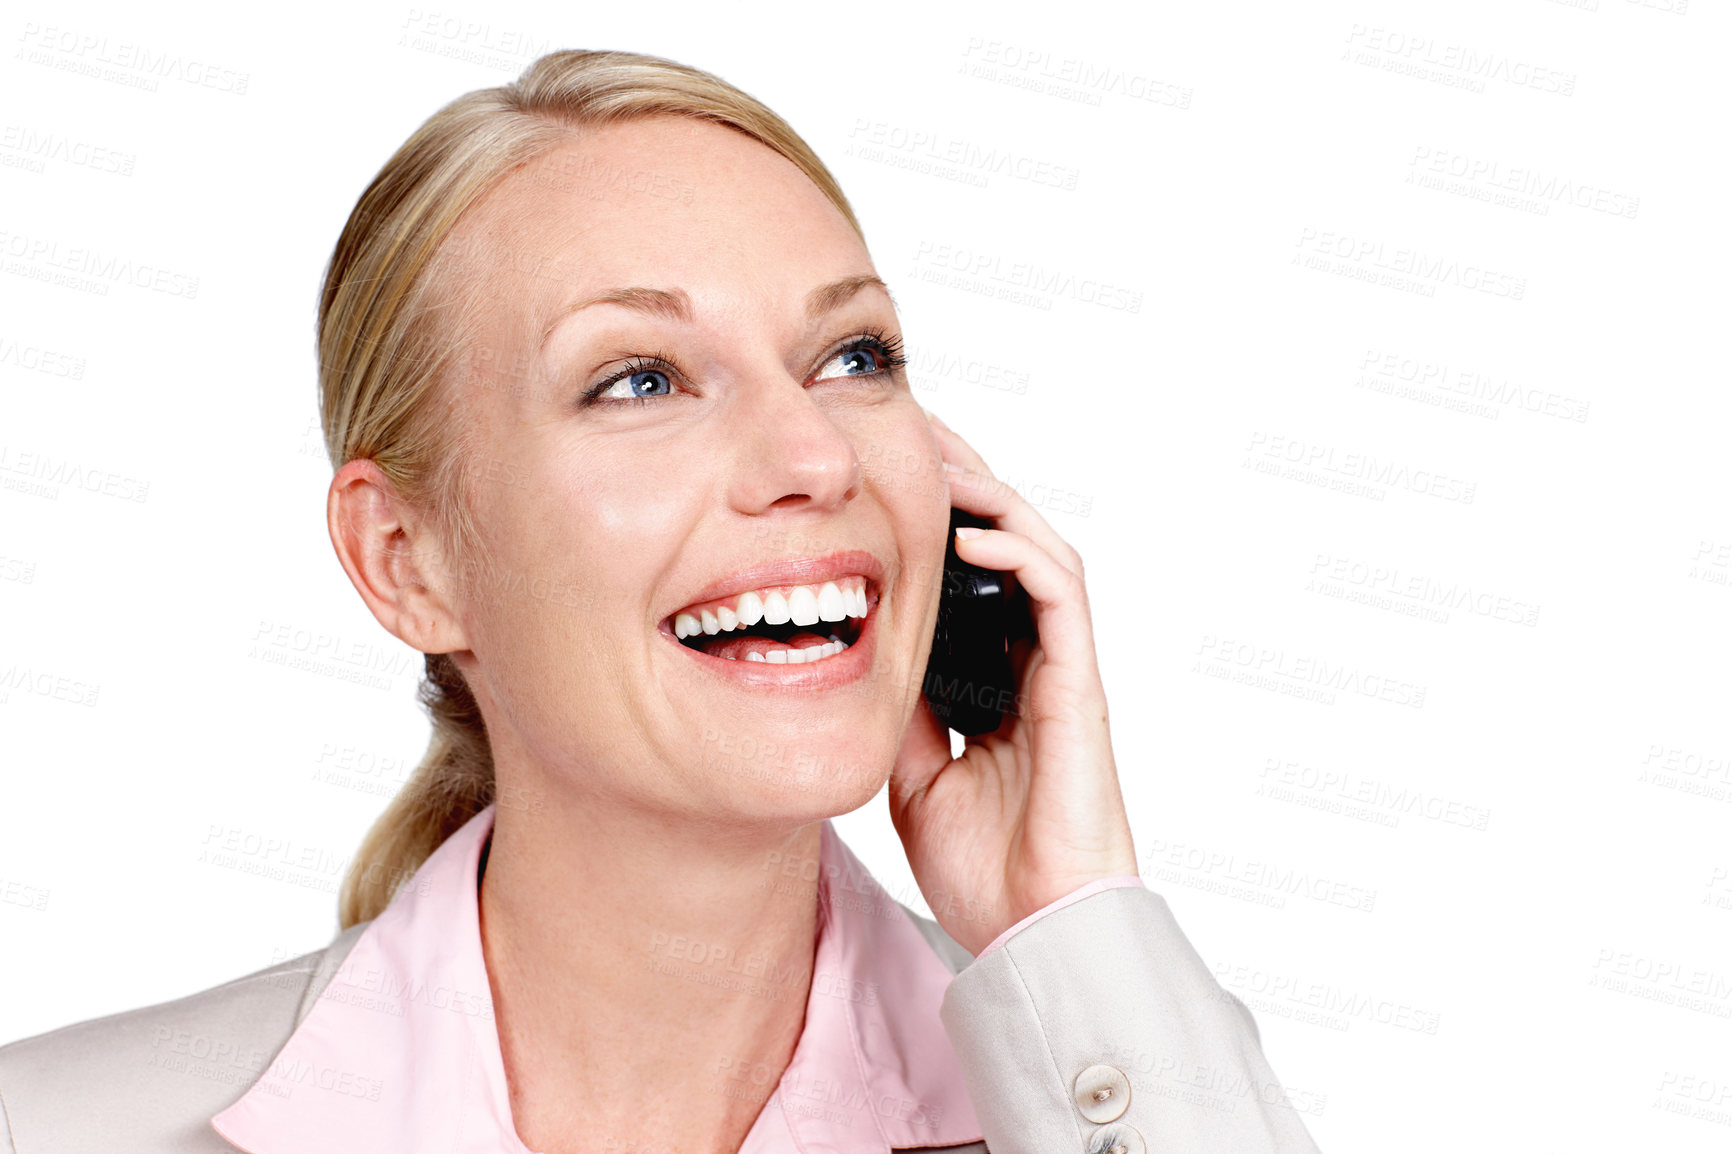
[1084, 1121, 1146, 1154]
[1072, 1063, 1131, 1123]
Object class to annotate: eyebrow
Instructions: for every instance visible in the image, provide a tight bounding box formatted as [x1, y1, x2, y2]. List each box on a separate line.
[537, 274, 896, 351]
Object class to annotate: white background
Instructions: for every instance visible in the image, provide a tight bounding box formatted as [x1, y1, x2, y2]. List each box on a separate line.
[3, 1, 1729, 1150]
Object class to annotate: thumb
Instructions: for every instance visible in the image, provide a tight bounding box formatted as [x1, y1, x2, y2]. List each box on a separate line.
[889, 694, 951, 812]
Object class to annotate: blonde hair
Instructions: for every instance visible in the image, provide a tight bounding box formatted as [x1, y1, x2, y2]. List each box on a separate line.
[324, 49, 864, 928]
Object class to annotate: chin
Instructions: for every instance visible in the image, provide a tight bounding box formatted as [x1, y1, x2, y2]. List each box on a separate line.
[687, 710, 899, 826]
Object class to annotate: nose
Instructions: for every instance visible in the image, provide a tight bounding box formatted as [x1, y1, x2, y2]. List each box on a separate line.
[727, 372, 862, 518]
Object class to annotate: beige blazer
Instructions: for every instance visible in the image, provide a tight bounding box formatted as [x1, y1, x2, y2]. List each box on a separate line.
[0, 886, 1322, 1152]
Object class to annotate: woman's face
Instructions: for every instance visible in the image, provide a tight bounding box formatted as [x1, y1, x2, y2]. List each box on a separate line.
[429, 115, 950, 826]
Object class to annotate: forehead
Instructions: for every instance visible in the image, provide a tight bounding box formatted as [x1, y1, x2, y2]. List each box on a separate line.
[440, 116, 869, 334]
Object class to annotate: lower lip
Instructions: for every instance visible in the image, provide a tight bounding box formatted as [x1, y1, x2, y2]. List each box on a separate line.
[660, 601, 879, 690]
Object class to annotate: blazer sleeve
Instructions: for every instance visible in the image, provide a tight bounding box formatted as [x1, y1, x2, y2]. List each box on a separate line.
[938, 884, 1324, 1154]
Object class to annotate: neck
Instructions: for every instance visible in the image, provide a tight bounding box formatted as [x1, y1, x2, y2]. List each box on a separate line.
[478, 783, 824, 1154]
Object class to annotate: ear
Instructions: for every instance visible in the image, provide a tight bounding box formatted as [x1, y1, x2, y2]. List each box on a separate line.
[327, 459, 469, 655]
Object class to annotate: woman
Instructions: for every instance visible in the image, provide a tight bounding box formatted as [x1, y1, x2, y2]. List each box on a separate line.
[0, 50, 1320, 1154]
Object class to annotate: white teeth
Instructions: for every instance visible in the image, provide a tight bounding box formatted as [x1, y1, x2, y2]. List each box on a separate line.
[788, 586, 820, 627]
[673, 577, 870, 639]
[711, 636, 851, 665]
[780, 639, 848, 664]
[817, 581, 846, 622]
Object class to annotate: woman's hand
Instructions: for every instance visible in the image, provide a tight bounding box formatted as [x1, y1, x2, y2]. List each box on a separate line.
[888, 411, 1139, 957]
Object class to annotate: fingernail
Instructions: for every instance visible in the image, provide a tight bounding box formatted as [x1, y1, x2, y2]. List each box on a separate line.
[955, 526, 984, 541]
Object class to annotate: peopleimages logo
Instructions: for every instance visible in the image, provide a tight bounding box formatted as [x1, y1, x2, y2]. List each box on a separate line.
[1259, 757, 1493, 831]
[847, 119, 1081, 191]
[0, 335, 87, 379]
[0, 230, 199, 299]
[0, 125, 136, 176]
[14, 23, 250, 94]
[1356, 348, 1591, 424]
[958, 38, 1193, 110]
[910, 241, 1143, 313]
[1342, 24, 1576, 96]
[1294, 228, 1526, 301]
[1408, 146, 1640, 220]
[1194, 632, 1428, 710]
[1244, 431, 1477, 505]
[1141, 837, 1380, 913]
[1307, 553, 1540, 628]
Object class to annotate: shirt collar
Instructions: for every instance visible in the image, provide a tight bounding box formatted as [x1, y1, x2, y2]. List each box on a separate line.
[211, 804, 982, 1153]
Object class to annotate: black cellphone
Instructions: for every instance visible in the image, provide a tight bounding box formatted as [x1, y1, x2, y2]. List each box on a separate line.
[920, 509, 1035, 736]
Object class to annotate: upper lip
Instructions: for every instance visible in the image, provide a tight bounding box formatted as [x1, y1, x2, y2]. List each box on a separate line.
[663, 548, 885, 623]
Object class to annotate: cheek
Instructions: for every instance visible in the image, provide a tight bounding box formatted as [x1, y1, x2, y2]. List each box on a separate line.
[857, 411, 946, 515]
[533, 451, 696, 602]
[854, 409, 951, 591]
[458, 443, 693, 643]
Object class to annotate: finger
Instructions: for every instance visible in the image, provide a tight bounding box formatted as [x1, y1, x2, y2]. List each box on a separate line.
[887, 691, 952, 807]
[950, 525, 1101, 682]
[923, 410, 996, 478]
[922, 418, 1087, 578]
[944, 460, 1086, 582]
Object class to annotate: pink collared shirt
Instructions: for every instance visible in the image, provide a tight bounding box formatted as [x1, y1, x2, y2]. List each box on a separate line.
[211, 805, 1143, 1153]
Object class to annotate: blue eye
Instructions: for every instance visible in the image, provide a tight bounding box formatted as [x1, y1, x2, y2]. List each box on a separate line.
[815, 335, 904, 382]
[594, 367, 673, 402]
[832, 348, 880, 375]
[584, 332, 905, 409]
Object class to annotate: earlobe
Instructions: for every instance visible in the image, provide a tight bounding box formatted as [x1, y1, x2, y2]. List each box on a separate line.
[326, 460, 469, 656]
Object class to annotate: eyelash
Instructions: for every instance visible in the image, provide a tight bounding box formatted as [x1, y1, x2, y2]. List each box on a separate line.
[580, 330, 908, 408]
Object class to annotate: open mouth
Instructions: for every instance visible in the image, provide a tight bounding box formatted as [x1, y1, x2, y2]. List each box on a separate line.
[664, 576, 877, 665]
